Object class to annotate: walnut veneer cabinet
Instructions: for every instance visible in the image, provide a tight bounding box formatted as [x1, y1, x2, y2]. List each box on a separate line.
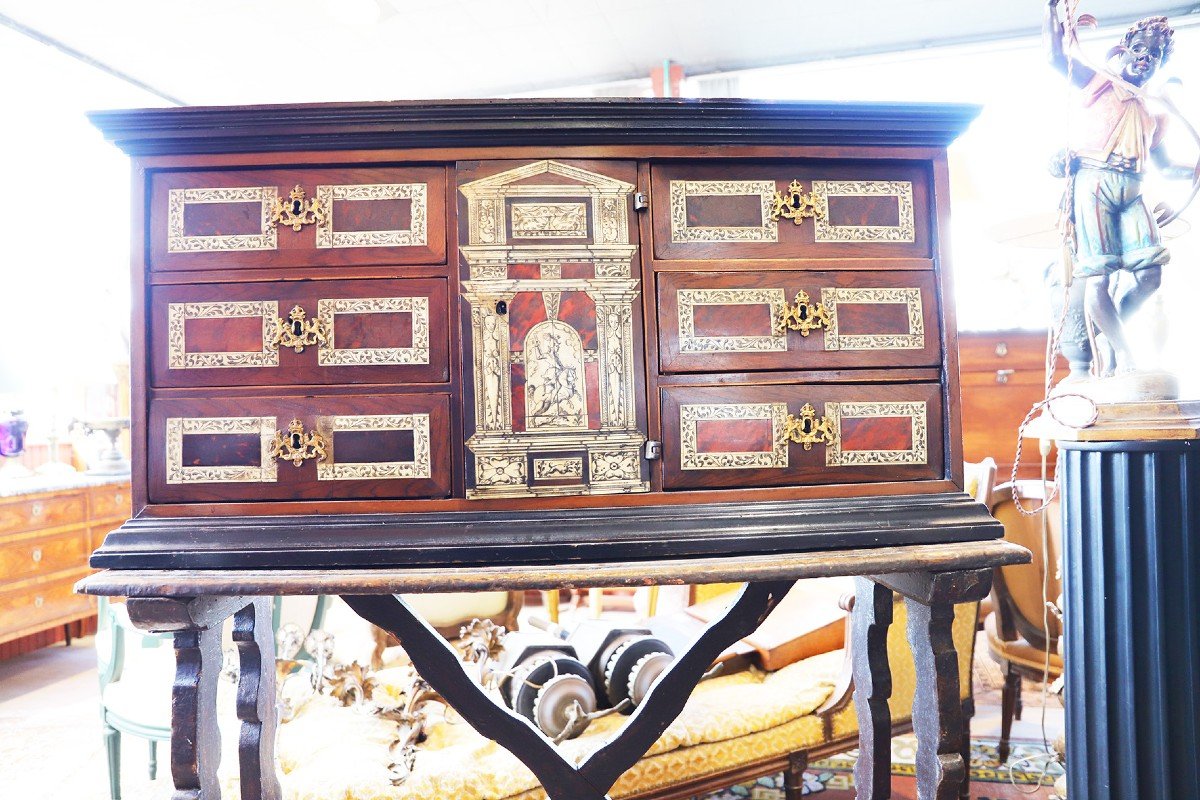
[88, 100, 998, 570]
[1, 477, 129, 646]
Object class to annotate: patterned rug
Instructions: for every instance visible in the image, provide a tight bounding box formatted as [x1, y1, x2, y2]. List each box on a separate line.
[701, 735, 1062, 799]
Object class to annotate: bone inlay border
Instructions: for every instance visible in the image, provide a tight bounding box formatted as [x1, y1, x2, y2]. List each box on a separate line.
[167, 301, 279, 369]
[165, 417, 278, 484]
[315, 183, 427, 248]
[669, 180, 778, 243]
[822, 287, 924, 350]
[317, 414, 431, 480]
[679, 403, 788, 470]
[316, 297, 430, 366]
[812, 180, 915, 243]
[167, 187, 278, 253]
[677, 288, 788, 353]
[824, 401, 927, 467]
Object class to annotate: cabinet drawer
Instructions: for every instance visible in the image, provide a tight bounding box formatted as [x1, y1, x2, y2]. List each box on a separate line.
[150, 278, 449, 388]
[0, 492, 87, 537]
[657, 270, 940, 373]
[660, 383, 943, 490]
[0, 575, 92, 635]
[149, 165, 446, 271]
[651, 161, 930, 261]
[0, 530, 90, 584]
[89, 483, 131, 521]
[148, 393, 452, 503]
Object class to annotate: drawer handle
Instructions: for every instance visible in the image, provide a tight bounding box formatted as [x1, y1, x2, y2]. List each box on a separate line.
[30, 502, 44, 518]
[769, 180, 825, 226]
[272, 305, 328, 354]
[776, 291, 831, 337]
[272, 419, 328, 467]
[995, 369, 1015, 384]
[31, 547, 43, 563]
[270, 185, 327, 232]
[781, 403, 837, 450]
[34, 596, 44, 609]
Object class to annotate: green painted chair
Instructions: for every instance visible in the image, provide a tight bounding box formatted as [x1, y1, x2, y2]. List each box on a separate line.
[95, 595, 328, 800]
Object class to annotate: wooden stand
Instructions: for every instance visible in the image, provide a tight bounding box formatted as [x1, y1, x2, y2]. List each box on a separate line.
[79, 540, 1026, 800]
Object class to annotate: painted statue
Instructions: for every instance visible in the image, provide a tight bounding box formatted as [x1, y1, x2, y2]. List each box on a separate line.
[1045, 1, 1198, 387]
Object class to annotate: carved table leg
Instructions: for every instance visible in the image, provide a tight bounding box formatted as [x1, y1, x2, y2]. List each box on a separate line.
[852, 577, 894, 800]
[126, 596, 251, 800]
[871, 569, 992, 800]
[233, 598, 281, 800]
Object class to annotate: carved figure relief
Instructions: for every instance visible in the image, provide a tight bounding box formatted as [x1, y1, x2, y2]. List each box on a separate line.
[524, 321, 588, 430]
[459, 160, 647, 498]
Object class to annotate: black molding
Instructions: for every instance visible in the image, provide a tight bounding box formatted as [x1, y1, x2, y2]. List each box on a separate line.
[88, 98, 981, 157]
[90, 491, 1001, 570]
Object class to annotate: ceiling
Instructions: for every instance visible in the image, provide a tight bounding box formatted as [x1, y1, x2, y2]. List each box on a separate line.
[2, 0, 1197, 106]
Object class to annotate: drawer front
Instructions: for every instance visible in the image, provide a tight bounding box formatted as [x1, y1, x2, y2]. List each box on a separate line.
[0, 530, 90, 584]
[89, 483, 131, 521]
[0, 492, 87, 537]
[150, 279, 449, 388]
[660, 383, 943, 490]
[0, 574, 92, 635]
[959, 331, 1049, 373]
[148, 394, 452, 503]
[658, 270, 940, 373]
[149, 166, 447, 271]
[651, 161, 930, 261]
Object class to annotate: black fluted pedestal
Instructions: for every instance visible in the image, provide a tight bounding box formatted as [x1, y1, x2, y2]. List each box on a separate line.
[1059, 438, 1200, 800]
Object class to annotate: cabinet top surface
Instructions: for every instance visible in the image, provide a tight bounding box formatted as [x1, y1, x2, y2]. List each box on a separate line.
[89, 98, 981, 156]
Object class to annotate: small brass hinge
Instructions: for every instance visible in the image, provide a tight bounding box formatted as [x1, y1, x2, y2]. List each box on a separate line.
[634, 192, 649, 211]
[644, 440, 662, 460]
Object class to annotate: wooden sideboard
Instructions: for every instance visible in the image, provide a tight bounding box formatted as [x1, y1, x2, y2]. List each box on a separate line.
[0, 477, 130, 651]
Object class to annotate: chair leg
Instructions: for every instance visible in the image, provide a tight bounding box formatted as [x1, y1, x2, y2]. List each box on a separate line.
[148, 739, 158, 781]
[63, 623, 73, 647]
[783, 751, 808, 800]
[1014, 680, 1024, 721]
[999, 666, 1021, 764]
[103, 723, 121, 800]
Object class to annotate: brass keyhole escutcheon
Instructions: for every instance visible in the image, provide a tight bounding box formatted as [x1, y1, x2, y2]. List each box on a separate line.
[271, 305, 328, 354]
[270, 185, 327, 232]
[776, 291, 831, 337]
[769, 180, 824, 226]
[272, 419, 327, 467]
[781, 403, 836, 451]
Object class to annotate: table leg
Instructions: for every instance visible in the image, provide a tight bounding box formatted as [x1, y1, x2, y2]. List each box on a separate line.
[233, 598, 280, 800]
[852, 577, 894, 800]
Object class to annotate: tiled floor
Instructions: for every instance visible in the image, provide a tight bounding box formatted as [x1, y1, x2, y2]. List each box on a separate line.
[0, 631, 1064, 800]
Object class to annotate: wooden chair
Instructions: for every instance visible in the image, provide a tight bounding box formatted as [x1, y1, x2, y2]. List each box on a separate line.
[96, 596, 328, 800]
[985, 480, 1062, 762]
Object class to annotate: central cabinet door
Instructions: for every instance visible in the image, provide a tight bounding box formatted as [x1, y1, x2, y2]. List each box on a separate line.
[458, 160, 649, 499]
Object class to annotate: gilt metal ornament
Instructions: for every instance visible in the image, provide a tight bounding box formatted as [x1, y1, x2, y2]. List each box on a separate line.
[770, 180, 824, 225]
[270, 184, 327, 232]
[272, 419, 327, 467]
[781, 403, 837, 450]
[272, 305, 328, 353]
[777, 290, 832, 336]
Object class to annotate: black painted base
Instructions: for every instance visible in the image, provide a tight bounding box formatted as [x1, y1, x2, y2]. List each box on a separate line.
[90, 492, 1000, 569]
[1060, 439, 1200, 800]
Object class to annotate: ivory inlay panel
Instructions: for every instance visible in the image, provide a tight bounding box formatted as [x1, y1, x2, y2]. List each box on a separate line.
[823, 287, 925, 351]
[824, 401, 928, 467]
[679, 403, 788, 470]
[167, 187, 278, 253]
[532, 457, 584, 480]
[812, 180, 916, 243]
[677, 288, 787, 353]
[316, 297, 431, 367]
[669, 180, 778, 243]
[510, 203, 588, 238]
[315, 183, 427, 248]
[316, 414, 432, 480]
[167, 301, 279, 369]
[165, 417, 278, 484]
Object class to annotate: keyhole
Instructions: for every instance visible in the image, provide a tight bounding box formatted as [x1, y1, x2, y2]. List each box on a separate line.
[495, 300, 507, 315]
[802, 419, 813, 434]
[292, 199, 302, 215]
[798, 306, 809, 321]
[290, 432, 302, 449]
[292, 320, 303, 336]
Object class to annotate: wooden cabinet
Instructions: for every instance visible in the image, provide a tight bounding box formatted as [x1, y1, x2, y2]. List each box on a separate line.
[959, 330, 1063, 479]
[0, 478, 130, 646]
[87, 100, 999, 571]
